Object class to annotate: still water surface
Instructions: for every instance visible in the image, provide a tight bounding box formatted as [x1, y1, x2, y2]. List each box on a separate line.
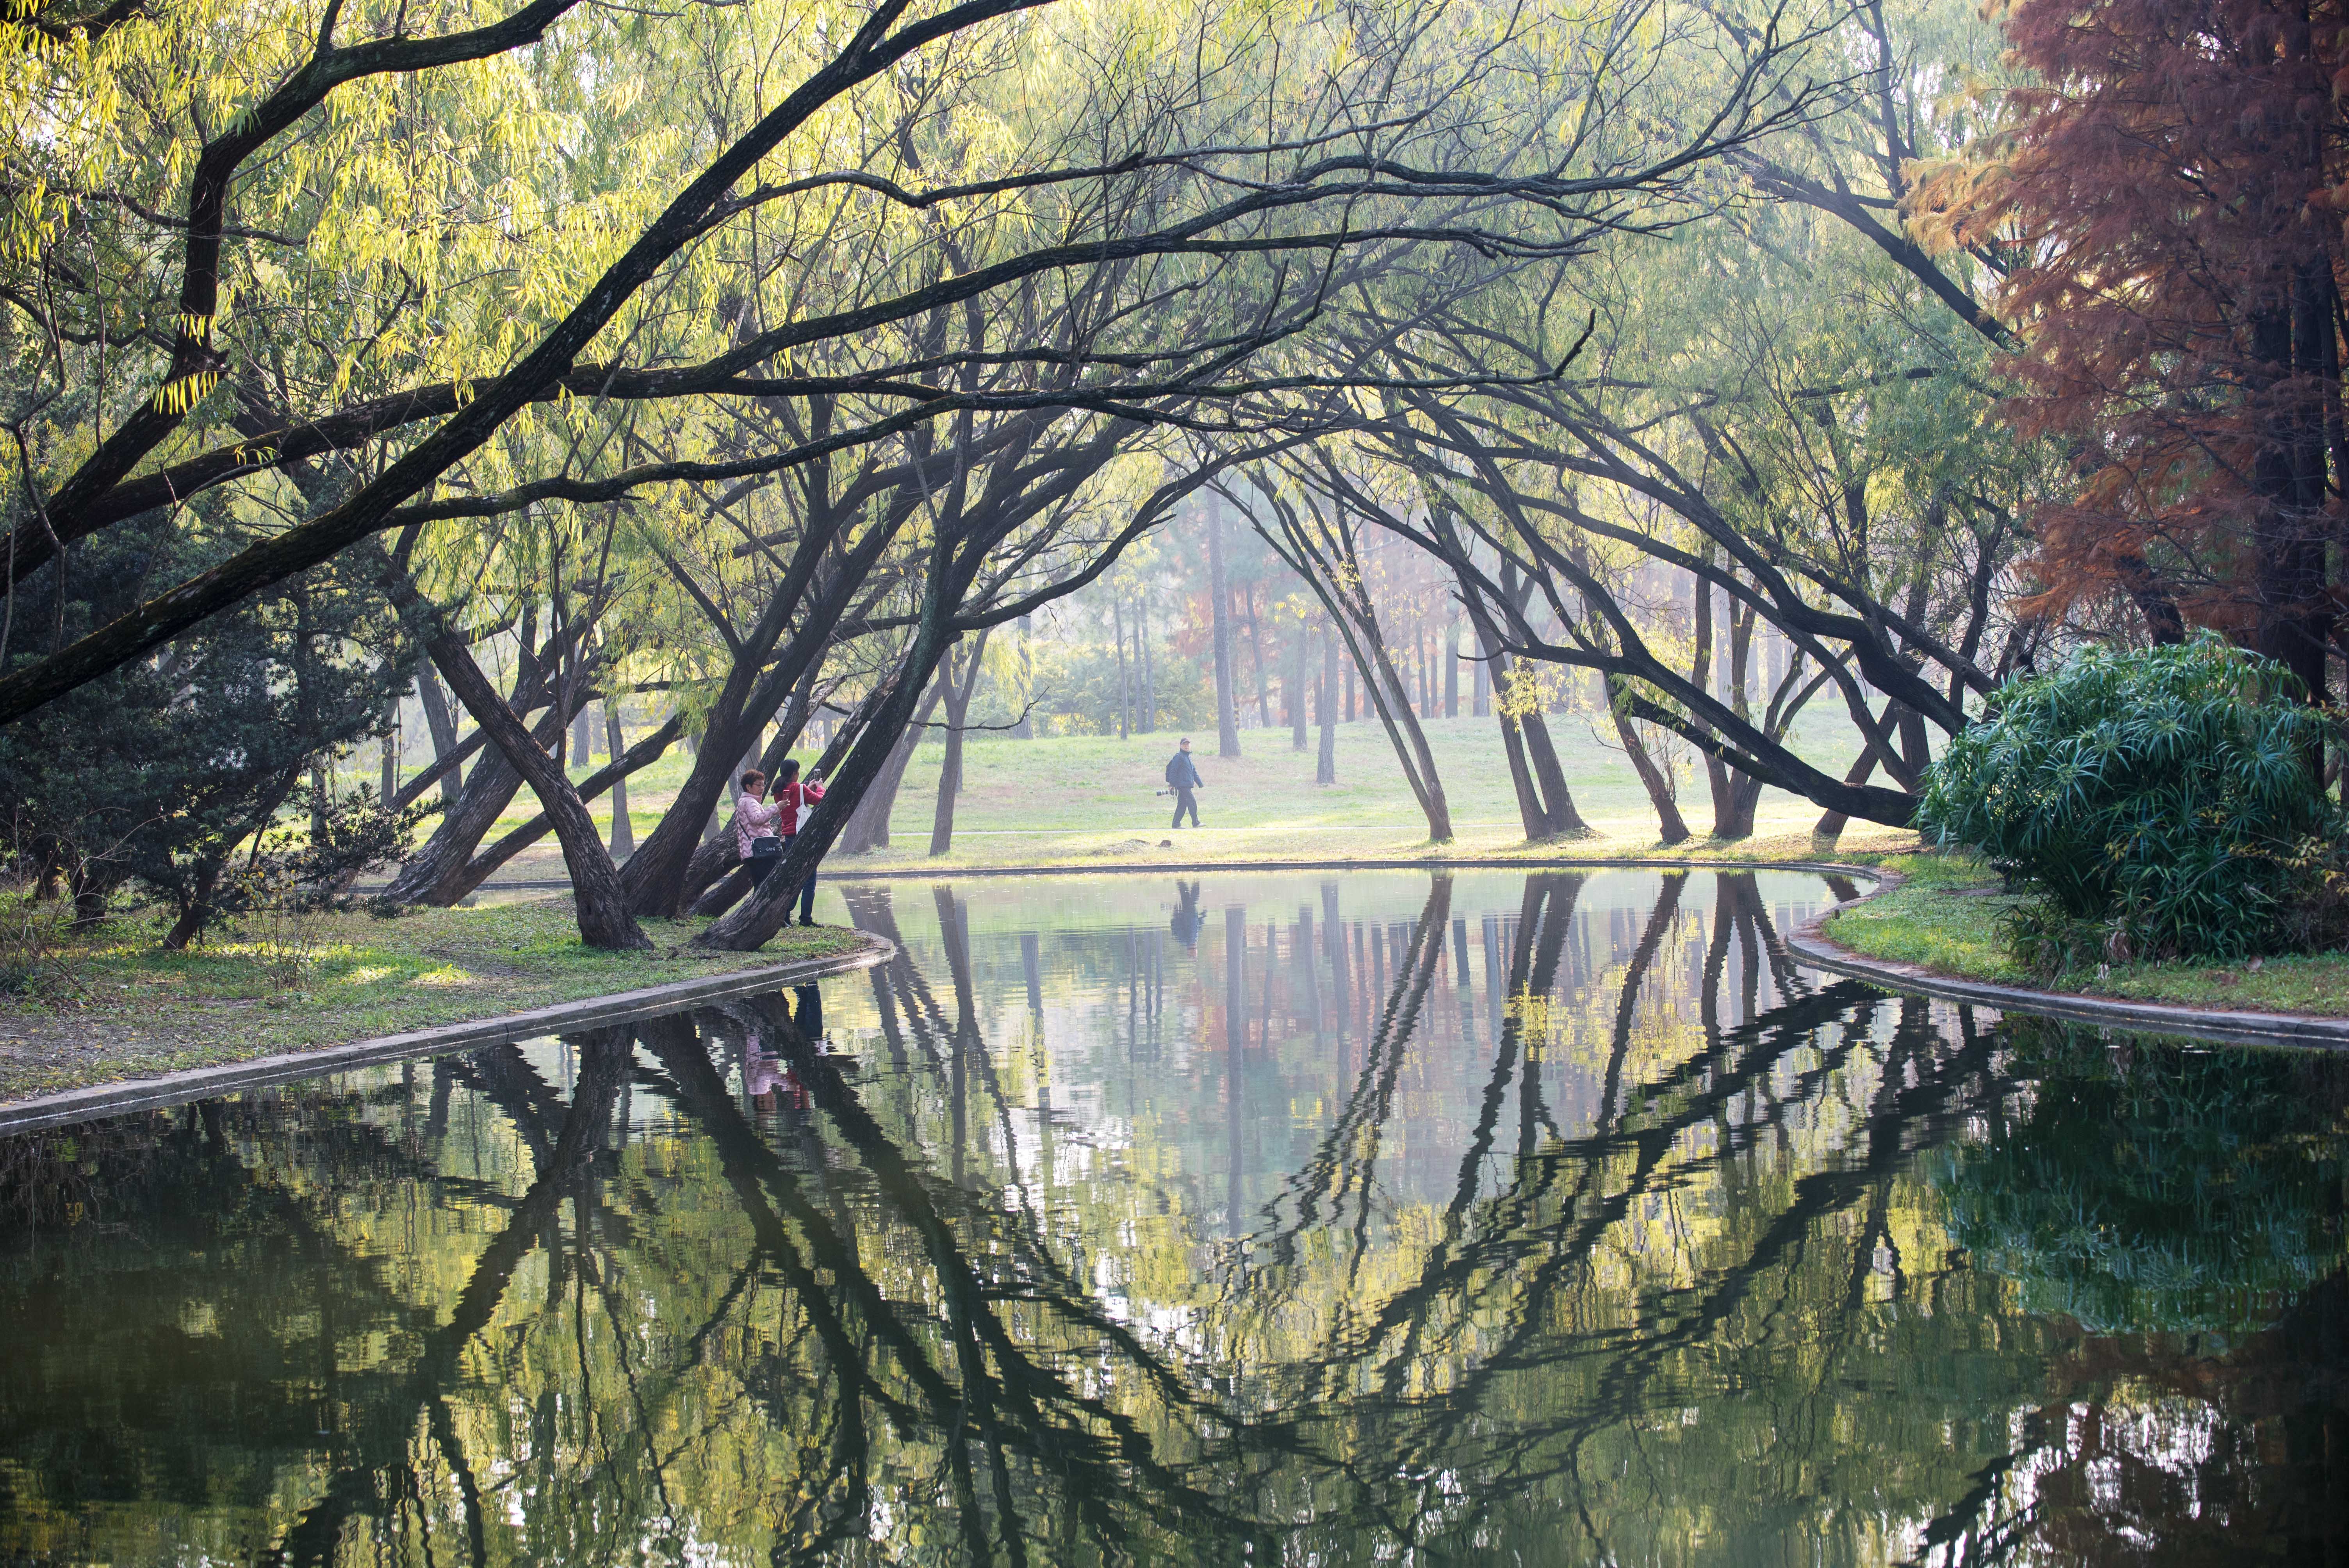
[1, 868, 2344, 1565]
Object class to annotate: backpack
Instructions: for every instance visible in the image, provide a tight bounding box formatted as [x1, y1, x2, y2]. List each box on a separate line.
[1164, 754, 1185, 786]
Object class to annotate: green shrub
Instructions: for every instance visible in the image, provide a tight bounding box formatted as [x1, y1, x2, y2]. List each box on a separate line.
[1918, 633, 2342, 962]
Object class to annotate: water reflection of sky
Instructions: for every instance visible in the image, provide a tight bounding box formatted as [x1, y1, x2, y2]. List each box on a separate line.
[1, 869, 2342, 1567]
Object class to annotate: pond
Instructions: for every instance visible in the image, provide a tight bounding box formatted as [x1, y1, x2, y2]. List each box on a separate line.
[1, 868, 2344, 1565]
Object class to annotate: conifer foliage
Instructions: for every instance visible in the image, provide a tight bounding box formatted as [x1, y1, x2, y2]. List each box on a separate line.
[1918, 0, 2348, 699]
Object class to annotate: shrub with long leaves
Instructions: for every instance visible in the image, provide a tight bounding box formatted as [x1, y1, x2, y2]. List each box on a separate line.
[1919, 633, 2343, 961]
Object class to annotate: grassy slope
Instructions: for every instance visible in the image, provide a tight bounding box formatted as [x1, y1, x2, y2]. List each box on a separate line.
[0, 906, 864, 1102]
[1824, 852, 2349, 1018]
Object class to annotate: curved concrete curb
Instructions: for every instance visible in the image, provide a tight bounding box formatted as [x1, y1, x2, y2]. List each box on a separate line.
[1788, 875, 2349, 1048]
[0, 936, 894, 1137]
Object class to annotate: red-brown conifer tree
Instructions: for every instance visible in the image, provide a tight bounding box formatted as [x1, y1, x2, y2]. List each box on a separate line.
[1916, 0, 2347, 701]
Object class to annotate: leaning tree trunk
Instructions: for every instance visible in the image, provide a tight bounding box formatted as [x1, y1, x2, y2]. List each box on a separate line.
[1330, 598, 1453, 842]
[431, 637, 651, 951]
[384, 718, 547, 903]
[416, 670, 464, 805]
[1813, 747, 1882, 841]
[929, 631, 989, 856]
[697, 610, 957, 951]
[1518, 711, 1592, 836]
[1467, 595, 1569, 841]
[431, 714, 682, 904]
[1607, 678, 1690, 845]
[839, 672, 946, 855]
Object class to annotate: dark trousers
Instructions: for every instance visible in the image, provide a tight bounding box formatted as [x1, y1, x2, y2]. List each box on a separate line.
[1171, 787, 1199, 828]
[783, 835, 817, 923]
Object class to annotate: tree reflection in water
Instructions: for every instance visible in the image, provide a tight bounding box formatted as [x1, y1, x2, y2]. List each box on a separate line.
[0, 869, 2342, 1565]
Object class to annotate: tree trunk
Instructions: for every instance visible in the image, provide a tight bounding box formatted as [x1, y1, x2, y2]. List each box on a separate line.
[839, 672, 946, 855]
[1327, 597, 1453, 842]
[1481, 633, 1551, 842]
[1208, 502, 1241, 757]
[1140, 599, 1156, 732]
[416, 671, 463, 805]
[677, 834, 745, 914]
[1467, 562, 1587, 839]
[698, 606, 959, 951]
[1518, 711, 1590, 836]
[160, 859, 221, 951]
[1113, 598, 1129, 740]
[379, 693, 399, 801]
[438, 712, 681, 902]
[1244, 581, 1271, 727]
[605, 707, 633, 858]
[430, 636, 651, 950]
[930, 631, 988, 856]
[1444, 623, 1460, 717]
[1608, 685, 1690, 845]
[1316, 626, 1338, 784]
[1290, 626, 1309, 751]
[1813, 747, 1882, 841]
[384, 707, 556, 905]
[1011, 614, 1034, 739]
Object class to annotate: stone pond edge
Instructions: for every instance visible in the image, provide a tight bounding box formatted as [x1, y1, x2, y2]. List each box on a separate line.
[14, 851, 2342, 1139]
[1787, 870, 2349, 1049]
[0, 936, 895, 1137]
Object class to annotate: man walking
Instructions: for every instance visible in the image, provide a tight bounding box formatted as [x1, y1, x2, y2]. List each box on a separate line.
[1165, 737, 1204, 828]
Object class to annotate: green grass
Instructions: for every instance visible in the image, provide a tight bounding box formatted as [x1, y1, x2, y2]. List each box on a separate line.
[0, 902, 866, 1103]
[415, 704, 1889, 878]
[1825, 853, 2349, 1017]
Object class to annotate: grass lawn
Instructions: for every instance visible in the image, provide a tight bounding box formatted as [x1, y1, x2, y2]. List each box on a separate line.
[404, 702, 1888, 880]
[1824, 851, 2349, 1018]
[0, 903, 866, 1103]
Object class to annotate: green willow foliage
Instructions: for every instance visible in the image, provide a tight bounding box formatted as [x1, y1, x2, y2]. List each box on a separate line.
[1918, 633, 2342, 961]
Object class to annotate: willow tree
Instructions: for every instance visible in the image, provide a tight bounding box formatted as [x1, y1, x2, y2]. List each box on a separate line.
[1308, 0, 2053, 836]
[3, 0, 1850, 945]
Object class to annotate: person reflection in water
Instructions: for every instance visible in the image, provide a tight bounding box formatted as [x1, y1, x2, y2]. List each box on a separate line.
[793, 983, 824, 1046]
[743, 1028, 802, 1111]
[1169, 880, 1204, 951]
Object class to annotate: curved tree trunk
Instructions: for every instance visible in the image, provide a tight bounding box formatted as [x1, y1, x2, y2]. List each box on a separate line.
[1607, 679, 1690, 845]
[1812, 747, 1881, 841]
[384, 722, 539, 903]
[1518, 712, 1591, 836]
[430, 636, 651, 951]
[1334, 602, 1453, 842]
